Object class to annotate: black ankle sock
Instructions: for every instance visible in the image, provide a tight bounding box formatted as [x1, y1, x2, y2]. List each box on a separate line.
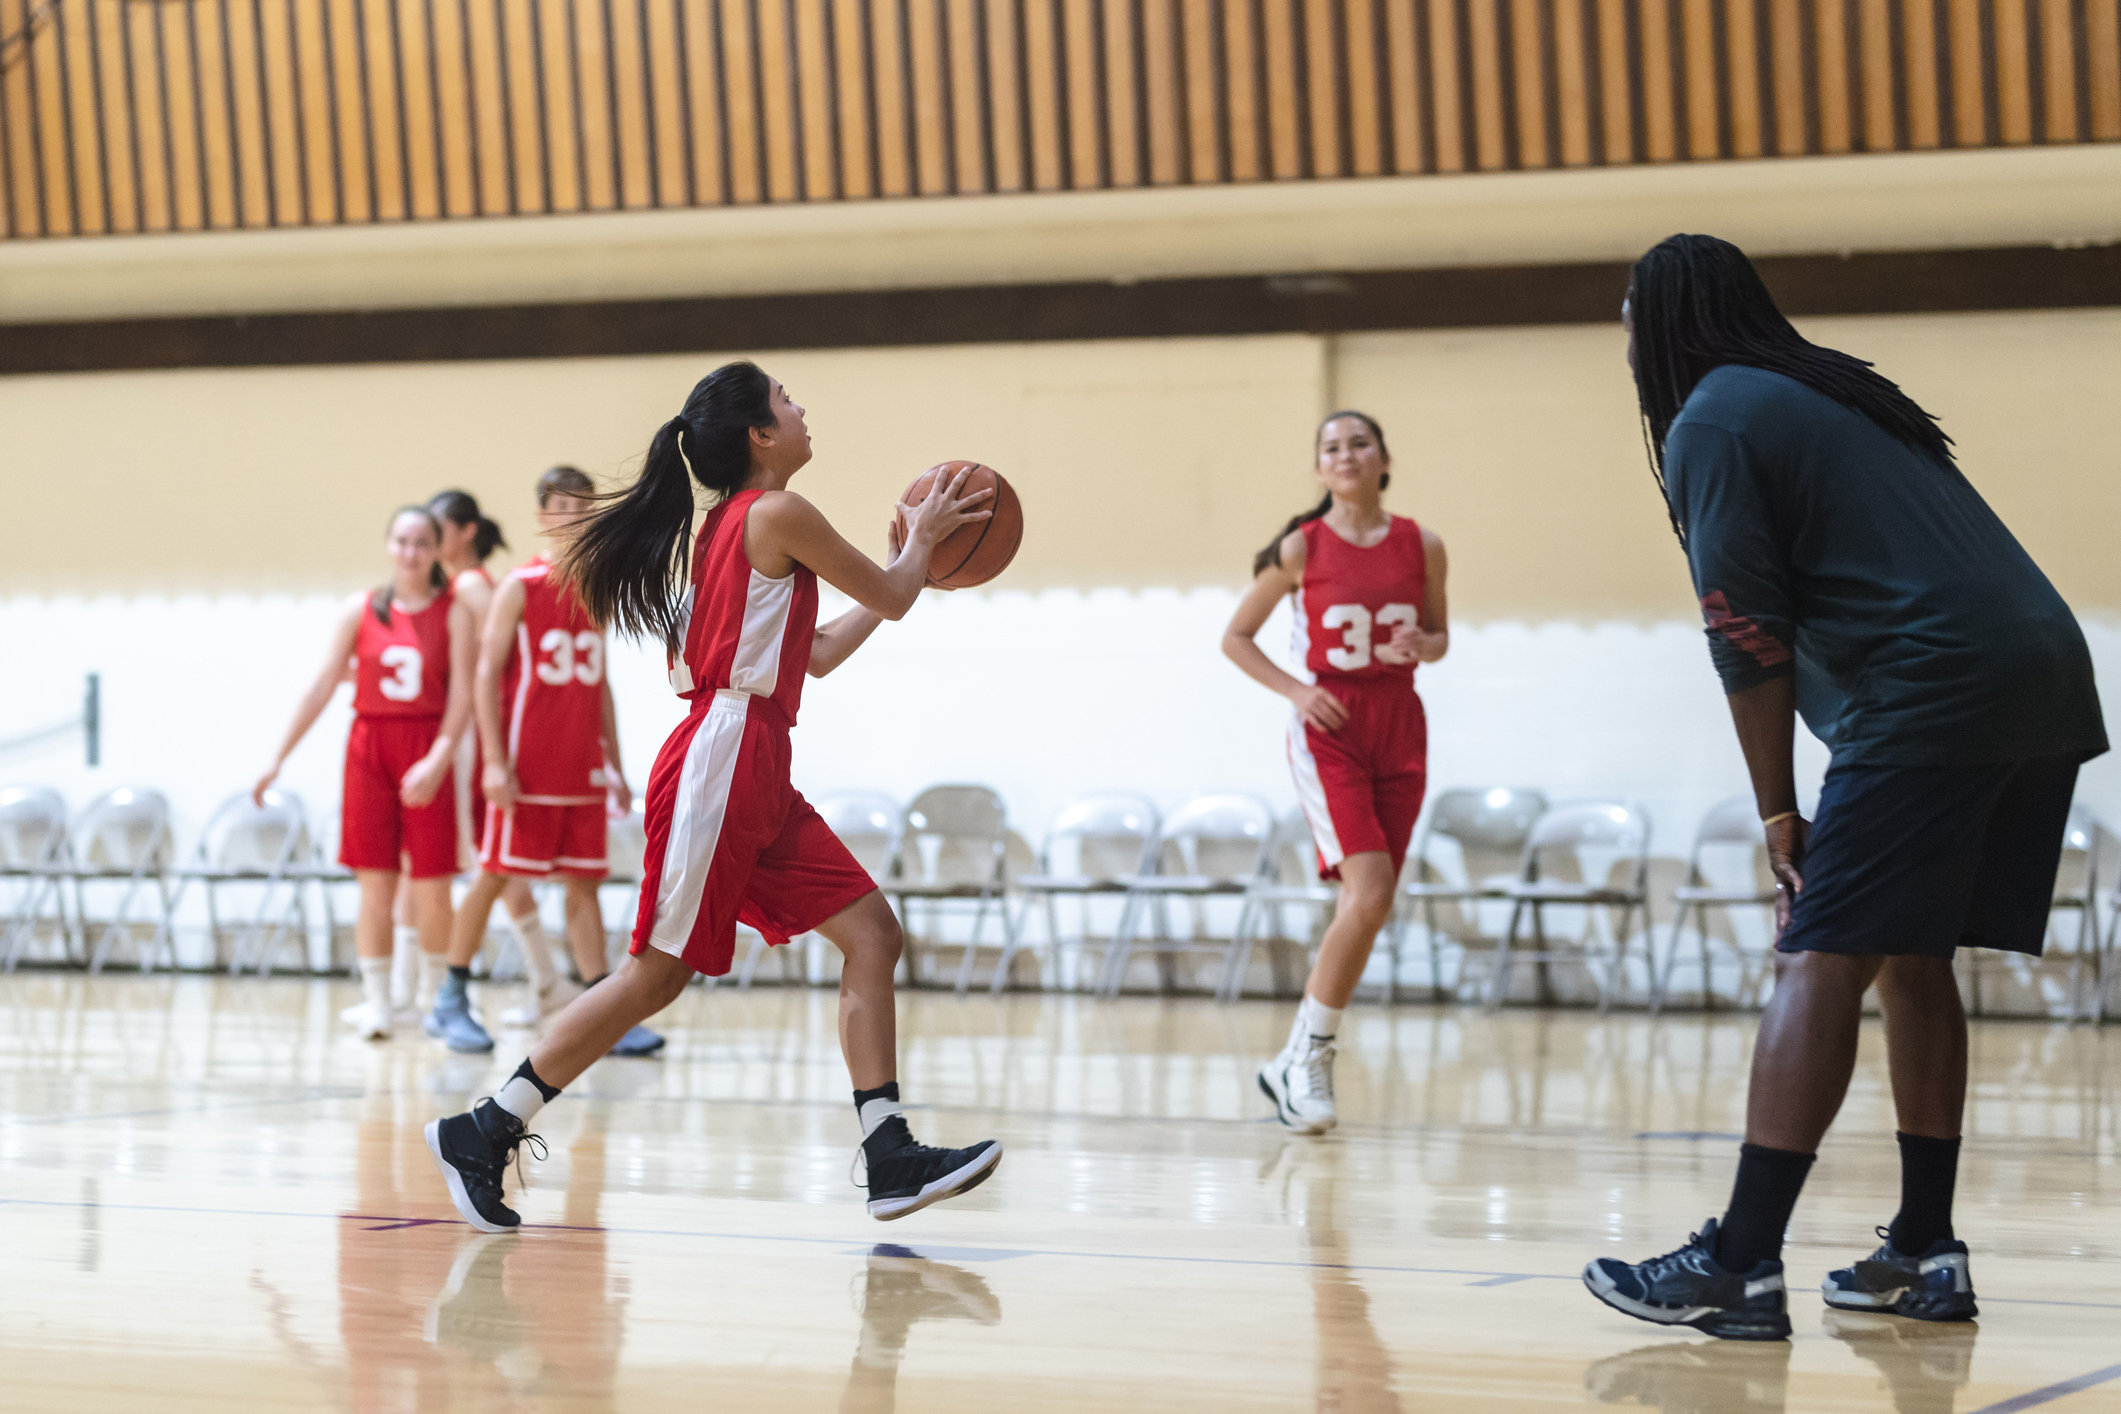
[582, 972, 607, 988]
[855, 1083, 907, 1157]
[1886, 1132, 1961, 1254]
[853, 1081, 901, 1113]
[1716, 1144, 1817, 1272]
[448, 965, 473, 984]
[513, 1058, 562, 1103]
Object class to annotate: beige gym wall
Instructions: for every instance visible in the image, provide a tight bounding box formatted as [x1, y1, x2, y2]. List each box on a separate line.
[3, 305, 2116, 617]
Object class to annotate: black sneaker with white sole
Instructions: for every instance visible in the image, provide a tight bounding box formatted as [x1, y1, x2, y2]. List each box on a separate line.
[1823, 1229, 1978, 1321]
[861, 1117, 1003, 1221]
[1582, 1218, 1792, 1342]
[425, 1098, 544, 1234]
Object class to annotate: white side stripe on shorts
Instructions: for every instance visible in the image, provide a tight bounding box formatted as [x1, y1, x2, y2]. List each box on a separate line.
[645, 695, 749, 956]
[1286, 711, 1344, 868]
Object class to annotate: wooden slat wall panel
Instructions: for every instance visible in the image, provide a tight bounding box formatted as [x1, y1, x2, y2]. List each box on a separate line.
[1, 0, 2116, 235]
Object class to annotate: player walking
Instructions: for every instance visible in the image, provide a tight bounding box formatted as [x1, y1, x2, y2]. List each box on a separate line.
[1223, 412, 1450, 1133]
[426, 467, 662, 1058]
[255, 506, 476, 1038]
[426, 361, 1003, 1230]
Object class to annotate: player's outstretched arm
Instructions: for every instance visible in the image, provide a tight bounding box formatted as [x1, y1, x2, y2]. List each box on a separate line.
[254, 594, 365, 805]
[400, 597, 479, 808]
[746, 470, 991, 622]
[1222, 532, 1348, 734]
[473, 576, 528, 809]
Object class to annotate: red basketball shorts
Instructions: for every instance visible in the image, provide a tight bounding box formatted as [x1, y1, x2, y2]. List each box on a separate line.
[340, 714, 458, 878]
[631, 691, 876, 977]
[480, 801, 608, 880]
[1287, 678, 1429, 880]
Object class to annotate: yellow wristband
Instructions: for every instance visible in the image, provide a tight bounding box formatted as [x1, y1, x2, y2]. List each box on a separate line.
[1761, 810, 1800, 827]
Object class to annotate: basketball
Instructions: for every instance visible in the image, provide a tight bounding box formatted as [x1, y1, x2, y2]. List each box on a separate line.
[894, 461, 1024, 589]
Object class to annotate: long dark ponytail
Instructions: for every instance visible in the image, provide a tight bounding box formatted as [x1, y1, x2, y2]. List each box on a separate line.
[429, 489, 507, 562]
[1250, 410, 1392, 577]
[371, 505, 448, 625]
[559, 360, 777, 649]
[1630, 233, 1953, 543]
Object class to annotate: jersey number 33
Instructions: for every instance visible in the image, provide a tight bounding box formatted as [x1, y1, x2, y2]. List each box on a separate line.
[1321, 603, 1416, 671]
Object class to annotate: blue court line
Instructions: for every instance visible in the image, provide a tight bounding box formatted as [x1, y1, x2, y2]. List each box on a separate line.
[1965, 1362, 2121, 1414]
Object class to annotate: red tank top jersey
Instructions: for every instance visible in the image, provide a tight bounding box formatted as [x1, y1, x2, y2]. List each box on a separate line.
[501, 556, 608, 803]
[1291, 515, 1428, 685]
[352, 589, 454, 717]
[666, 489, 818, 726]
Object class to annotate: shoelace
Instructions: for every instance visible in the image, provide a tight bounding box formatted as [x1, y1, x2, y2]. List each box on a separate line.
[511, 1132, 549, 1195]
[1637, 1230, 1714, 1281]
[1302, 1042, 1337, 1100]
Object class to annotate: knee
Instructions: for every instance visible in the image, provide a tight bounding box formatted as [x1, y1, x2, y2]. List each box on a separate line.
[1340, 883, 1397, 933]
[631, 953, 693, 1008]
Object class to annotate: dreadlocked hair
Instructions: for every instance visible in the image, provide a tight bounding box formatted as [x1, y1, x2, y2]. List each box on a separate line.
[1629, 233, 1953, 545]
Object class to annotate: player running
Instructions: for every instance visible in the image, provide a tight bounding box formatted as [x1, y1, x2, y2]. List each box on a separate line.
[426, 360, 1003, 1230]
[1223, 411, 1450, 1133]
[426, 467, 662, 1058]
[255, 506, 476, 1039]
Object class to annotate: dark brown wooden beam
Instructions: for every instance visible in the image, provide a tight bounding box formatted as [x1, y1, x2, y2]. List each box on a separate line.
[2, 242, 2115, 374]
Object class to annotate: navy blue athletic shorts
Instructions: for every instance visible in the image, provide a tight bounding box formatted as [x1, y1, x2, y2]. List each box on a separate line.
[1779, 754, 2079, 959]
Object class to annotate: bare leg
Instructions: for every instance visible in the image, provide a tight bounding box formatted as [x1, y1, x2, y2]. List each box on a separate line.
[447, 872, 510, 967]
[500, 876, 539, 926]
[406, 876, 455, 958]
[528, 946, 693, 1089]
[1303, 852, 1398, 1010]
[1744, 951, 1886, 1152]
[1875, 955, 1967, 1139]
[563, 879, 609, 979]
[354, 870, 399, 960]
[814, 890, 903, 1091]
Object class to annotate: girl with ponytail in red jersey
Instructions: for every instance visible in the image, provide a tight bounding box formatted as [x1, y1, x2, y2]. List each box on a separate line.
[426, 361, 1004, 1232]
[1223, 412, 1451, 1134]
[255, 507, 478, 1039]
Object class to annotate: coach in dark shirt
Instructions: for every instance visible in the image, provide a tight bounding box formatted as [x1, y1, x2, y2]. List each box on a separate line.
[1581, 235, 2105, 1343]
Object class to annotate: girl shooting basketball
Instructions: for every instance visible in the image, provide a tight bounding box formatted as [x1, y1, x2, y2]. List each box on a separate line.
[427, 360, 1003, 1230]
[1222, 412, 1450, 1132]
[255, 507, 477, 1039]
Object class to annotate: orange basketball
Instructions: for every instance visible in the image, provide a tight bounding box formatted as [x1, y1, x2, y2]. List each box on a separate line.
[893, 461, 1023, 589]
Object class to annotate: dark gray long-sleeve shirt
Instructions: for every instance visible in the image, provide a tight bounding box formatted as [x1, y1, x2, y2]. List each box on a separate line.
[1666, 365, 2106, 766]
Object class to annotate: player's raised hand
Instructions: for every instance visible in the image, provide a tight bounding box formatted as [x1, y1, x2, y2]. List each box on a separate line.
[1290, 683, 1349, 733]
[483, 759, 519, 811]
[897, 465, 993, 549]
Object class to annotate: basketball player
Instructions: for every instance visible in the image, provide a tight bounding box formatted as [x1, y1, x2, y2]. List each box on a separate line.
[427, 467, 662, 1058]
[255, 506, 477, 1038]
[1222, 412, 1449, 1133]
[431, 489, 563, 1018]
[1582, 235, 2104, 1340]
[426, 360, 1003, 1230]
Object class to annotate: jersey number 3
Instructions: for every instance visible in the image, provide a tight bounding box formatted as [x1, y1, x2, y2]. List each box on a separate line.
[1321, 603, 1417, 670]
[377, 645, 424, 701]
[536, 629, 605, 687]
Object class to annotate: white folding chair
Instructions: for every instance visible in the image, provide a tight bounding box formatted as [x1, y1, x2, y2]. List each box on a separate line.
[1220, 810, 1338, 1003]
[884, 785, 1016, 994]
[1, 786, 76, 970]
[1969, 803, 2107, 1022]
[1653, 795, 1778, 1013]
[995, 792, 1158, 993]
[1097, 793, 1276, 998]
[172, 790, 316, 975]
[1396, 787, 1549, 1002]
[1487, 801, 1653, 1012]
[72, 788, 178, 974]
[733, 792, 903, 989]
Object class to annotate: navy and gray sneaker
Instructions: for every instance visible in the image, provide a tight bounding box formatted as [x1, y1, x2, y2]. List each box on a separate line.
[425, 1098, 544, 1234]
[1583, 1218, 1792, 1341]
[860, 1117, 1003, 1221]
[1823, 1228, 1978, 1321]
[424, 993, 495, 1054]
[607, 1023, 666, 1057]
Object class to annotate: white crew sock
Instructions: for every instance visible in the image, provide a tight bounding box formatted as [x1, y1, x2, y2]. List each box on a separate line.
[359, 956, 392, 1013]
[419, 952, 450, 1010]
[1286, 994, 1343, 1051]
[389, 927, 419, 1007]
[495, 1073, 551, 1125]
[858, 1096, 906, 1141]
[509, 910, 559, 990]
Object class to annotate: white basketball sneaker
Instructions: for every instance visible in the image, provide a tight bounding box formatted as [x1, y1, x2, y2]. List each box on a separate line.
[338, 1000, 393, 1041]
[1258, 1036, 1338, 1134]
[500, 977, 583, 1028]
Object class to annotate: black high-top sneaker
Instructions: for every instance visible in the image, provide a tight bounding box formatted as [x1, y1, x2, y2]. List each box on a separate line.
[859, 1116, 1003, 1221]
[1582, 1218, 1792, 1341]
[425, 1099, 543, 1234]
[1823, 1228, 1978, 1321]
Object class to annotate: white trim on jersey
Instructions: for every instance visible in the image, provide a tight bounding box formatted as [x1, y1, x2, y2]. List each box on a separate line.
[1289, 586, 1317, 685]
[517, 793, 605, 805]
[507, 622, 533, 762]
[729, 568, 796, 698]
[644, 694, 750, 957]
[1286, 711, 1344, 868]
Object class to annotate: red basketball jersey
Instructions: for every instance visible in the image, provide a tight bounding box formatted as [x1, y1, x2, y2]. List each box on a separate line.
[1291, 515, 1428, 684]
[500, 556, 608, 804]
[352, 589, 454, 717]
[666, 489, 818, 725]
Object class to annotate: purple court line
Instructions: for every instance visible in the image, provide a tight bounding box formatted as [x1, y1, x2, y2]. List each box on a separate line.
[4, 1195, 2120, 1309]
[1965, 1362, 2121, 1414]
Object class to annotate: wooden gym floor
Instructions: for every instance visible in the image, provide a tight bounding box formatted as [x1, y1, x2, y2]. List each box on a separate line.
[0, 973, 2114, 1413]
